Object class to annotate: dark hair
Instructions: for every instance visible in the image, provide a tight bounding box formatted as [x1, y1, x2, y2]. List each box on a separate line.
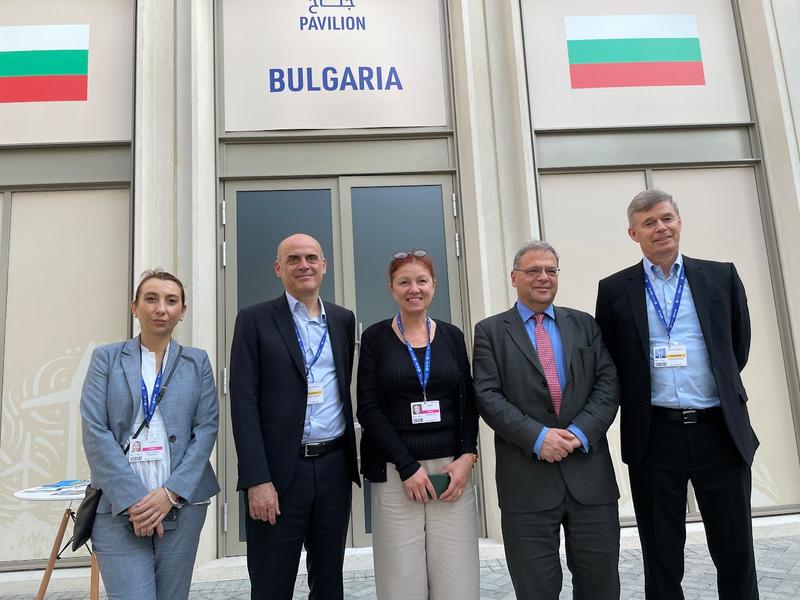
[388, 252, 435, 282]
[133, 269, 186, 306]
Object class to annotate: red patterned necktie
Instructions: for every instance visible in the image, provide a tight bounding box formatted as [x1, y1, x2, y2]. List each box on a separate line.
[534, 313, 562, 416]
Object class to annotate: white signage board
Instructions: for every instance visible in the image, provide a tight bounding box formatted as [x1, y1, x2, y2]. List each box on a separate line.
[222, 0, 448, 131]
[0, 0, 133, 145]
[521, 0, 750, 129]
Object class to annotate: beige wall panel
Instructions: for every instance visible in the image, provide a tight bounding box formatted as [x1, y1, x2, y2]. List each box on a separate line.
[0, 0, 134, 145]
[652, 167, 800, 508]
[539, 170, 647, 518]
[0, 189, 130, 563]
[522, 0, 750, 128]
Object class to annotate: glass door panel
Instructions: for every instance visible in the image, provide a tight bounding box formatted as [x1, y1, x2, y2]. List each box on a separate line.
[350, 185, 452, 327]
[339, 175, 460, 547]
[235, 189, 337, 309]
[222, 180, 339, 557]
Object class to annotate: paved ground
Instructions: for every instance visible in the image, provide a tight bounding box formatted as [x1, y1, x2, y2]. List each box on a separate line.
[186, 536, 800, 600]
[1, 517, 799, 599]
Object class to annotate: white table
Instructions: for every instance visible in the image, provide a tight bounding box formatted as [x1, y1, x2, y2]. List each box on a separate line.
[15, 484, 99, 600]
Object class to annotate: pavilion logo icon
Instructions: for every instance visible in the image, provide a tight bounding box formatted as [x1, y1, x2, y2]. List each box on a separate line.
[308, 0, 355, 14]
[565, 15, 705, 89]
[0, 24, 90, 103]
[300, 0, 365, 31]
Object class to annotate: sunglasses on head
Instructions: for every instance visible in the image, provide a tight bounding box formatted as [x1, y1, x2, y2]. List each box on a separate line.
[392, 250, 428, 259]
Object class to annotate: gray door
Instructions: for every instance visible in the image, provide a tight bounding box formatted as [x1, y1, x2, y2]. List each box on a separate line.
[220, 175, 463, 555]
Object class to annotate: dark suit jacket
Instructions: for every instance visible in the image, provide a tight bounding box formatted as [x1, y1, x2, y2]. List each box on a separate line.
[473, 304, 620, 513]
[229, 294, 360, 493]
[595, 255, 758, 467]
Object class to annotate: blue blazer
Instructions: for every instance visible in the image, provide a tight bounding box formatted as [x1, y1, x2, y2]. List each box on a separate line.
[80, 337, 220, 515]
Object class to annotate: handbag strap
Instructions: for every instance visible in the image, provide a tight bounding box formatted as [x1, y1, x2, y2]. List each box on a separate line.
[123, 344, 184, 454]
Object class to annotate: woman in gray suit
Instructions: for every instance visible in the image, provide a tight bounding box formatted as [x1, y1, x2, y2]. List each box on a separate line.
[80, 270, 219, 600]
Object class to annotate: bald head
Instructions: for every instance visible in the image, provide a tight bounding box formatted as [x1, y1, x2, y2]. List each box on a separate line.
[274, 233, 327, 303]
[276, 233, 324, 262]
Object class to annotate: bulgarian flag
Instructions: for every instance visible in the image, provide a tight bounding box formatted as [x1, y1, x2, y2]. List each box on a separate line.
[0, 25, 89, 103]
[565, 15, 705, 89]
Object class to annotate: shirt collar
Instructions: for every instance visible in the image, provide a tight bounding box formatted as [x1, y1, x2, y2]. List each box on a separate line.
[642, 253, 683, 281]
[286, 292, 326, 321]
[516, 301, 556, 323]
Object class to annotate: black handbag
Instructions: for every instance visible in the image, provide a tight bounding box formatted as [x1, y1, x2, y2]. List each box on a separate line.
[72, 345, 183, 552]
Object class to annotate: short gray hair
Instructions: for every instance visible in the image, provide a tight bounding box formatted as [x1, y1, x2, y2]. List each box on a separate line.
[512, 240, 560, 269]
[627, 189, 679, 226]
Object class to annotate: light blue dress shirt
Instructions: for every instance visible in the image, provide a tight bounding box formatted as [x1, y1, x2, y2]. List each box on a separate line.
[287, 293, 346, 442]
[642, 255, 720, 409]
[516, 302, 589, 457]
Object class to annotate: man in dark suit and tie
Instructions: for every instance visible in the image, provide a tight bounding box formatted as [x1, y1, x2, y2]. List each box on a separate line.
[230, 233, 360, 600]
[595, 189, 759, 600]
[473, 240, 620, 600]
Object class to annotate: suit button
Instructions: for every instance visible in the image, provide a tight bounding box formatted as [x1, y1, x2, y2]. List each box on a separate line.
[169, 435, 177, 443]
[547, 408, 555, 414]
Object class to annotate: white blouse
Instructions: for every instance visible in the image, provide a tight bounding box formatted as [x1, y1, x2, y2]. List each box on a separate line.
[129, 345, 171, 492]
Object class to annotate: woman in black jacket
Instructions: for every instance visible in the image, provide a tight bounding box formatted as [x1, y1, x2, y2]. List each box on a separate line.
[357, 250, 479, 600]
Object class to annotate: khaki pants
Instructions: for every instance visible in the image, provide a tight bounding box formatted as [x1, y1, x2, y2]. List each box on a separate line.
[371, 456, 480, 600]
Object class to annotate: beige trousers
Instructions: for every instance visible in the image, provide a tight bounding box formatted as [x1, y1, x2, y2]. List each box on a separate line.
[371, 456, 480, 600]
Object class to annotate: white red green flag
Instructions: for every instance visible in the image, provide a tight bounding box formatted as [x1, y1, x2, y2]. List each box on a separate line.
[0, 25, 90, 103]
[565, 15, 704, 89]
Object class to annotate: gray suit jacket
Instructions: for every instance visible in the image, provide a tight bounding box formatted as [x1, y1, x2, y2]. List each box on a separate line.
[473, 304, 619, 513]
[80, 337, 220, 515]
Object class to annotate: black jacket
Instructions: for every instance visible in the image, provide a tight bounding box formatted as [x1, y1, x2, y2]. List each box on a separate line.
[357, 318, 478, 482]
[595, 256, 758, 466]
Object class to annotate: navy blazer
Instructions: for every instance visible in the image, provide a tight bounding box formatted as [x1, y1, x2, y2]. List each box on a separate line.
[80, 337, 220, 515]
[595, 255, 759, 466]
[229, 294, 360, 493]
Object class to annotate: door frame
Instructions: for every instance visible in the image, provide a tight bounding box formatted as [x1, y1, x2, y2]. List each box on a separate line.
[217, 173, 471, 555]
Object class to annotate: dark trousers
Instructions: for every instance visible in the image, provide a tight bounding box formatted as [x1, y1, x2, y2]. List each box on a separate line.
[501, 491, 620, 600]
[629, 408, 758, 600]
[245, 445, 352, 600]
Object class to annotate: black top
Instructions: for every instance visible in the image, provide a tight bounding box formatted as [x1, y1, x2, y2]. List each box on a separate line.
[357, 318, 478, 482]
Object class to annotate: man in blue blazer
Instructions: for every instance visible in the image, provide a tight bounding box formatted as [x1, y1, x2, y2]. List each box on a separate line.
[230, 233, 359, 600]
[595, 189, 759, 599]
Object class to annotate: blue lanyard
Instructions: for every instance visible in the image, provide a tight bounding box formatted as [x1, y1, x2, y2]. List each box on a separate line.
[140, 364, 164, 426]
[396, 314, 432, 401]
[644, 265, 686, 340]
[294, 321, 328, 379]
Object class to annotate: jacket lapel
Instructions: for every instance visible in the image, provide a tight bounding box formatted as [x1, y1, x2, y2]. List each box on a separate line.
[624, 262, 650, 357]
[121, 336, 142, 413]
[504, 306, 545, 378]
[553, 307, 576, 388]
[272, 295, 307, 380]
[156, 338, 184, 427]
[325, 308, 348, 400]
[682, 256, 713, 347]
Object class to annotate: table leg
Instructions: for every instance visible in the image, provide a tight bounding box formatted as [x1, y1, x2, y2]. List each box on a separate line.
[90, 552, 100, 600]
[35, 508, 71, 600]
